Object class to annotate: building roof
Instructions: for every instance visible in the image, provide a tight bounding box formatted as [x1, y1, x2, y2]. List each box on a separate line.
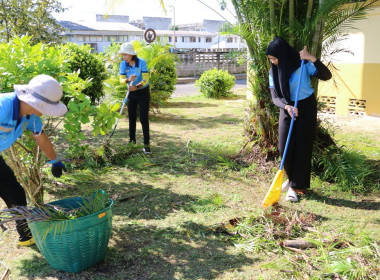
[59, 21, 95, 31]
[59, 20, 143, 33]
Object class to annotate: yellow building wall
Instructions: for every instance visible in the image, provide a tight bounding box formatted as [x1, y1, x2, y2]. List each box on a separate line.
[319, 3, 380, 116]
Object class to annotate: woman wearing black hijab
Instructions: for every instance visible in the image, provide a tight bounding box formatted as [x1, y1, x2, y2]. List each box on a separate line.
[266, 36, 332, 202]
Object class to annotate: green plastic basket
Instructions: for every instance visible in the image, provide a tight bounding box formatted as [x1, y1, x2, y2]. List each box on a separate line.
[29, 196, 113, 273]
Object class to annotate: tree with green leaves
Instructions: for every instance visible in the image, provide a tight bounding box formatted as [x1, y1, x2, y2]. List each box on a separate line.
[0, 0, 66, 44]
[0, 36, 120, 203]
[103, 40, 178, 110]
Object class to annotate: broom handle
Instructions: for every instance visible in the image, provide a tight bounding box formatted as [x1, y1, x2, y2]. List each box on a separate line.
[280, 59, 305, 170]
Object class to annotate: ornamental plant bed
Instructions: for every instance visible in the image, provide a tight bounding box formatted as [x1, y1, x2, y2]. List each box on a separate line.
[1, 190, 113, 273]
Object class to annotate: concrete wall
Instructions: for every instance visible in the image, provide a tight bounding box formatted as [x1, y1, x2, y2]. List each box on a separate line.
[318, 3, 380, 116]
[175, 52, 246, 77]
[203, 20, 226, 33]
[143, 17, 171, 30]
[177, 20, 226, 32]
[96, 15, 129, 23]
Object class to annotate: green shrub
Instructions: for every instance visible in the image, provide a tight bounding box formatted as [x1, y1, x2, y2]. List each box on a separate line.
[312, 123, 377, 193]
[195, 68, 235, 98]
[148, 54, 177, 108]
[102, 43, 126, 104]
[62, 43, 107, 104]
[133, 40, 178, 108]
[224, 49, 247, 66]
[103, 42, 122, 77]
[103, 40, 178, 109]
[0, 36, 69, 92]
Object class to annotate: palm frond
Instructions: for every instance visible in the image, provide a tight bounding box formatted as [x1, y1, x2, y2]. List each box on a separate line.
[188, 193, 225, 213]
[323, 0, 378, 40]
[0, 191, 111, 225]
[312, 145, 374, 192]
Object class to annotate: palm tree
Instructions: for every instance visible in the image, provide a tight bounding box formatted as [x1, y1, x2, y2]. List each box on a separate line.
[230, 0, 378, 159]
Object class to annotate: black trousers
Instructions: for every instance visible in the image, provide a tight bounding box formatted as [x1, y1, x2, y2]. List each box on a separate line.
[127, 86, 150, 145]
[278, 94, 317, 189]
[0, 155, 31, 240]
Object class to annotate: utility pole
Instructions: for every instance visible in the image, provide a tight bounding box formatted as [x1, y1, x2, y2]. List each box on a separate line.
[172, 1, 176, 49]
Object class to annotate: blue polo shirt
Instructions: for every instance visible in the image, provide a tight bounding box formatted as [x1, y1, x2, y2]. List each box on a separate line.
[119, 58, 149, 88]
[269, 61, 317, 101]
[0, 93, 43, 152]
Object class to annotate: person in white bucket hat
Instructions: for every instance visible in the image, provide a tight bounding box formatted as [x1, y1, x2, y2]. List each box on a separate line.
[14, 74, 67, 117]
[119, 42, 152, 155]
[0, 74, 67, 246]
[118, 42, 137, 55]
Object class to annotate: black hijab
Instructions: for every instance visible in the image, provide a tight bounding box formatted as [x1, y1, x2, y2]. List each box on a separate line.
[266, 36, 301, 104]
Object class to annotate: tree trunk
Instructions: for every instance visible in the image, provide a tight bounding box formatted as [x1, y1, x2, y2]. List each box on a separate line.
[269, 0, 276, 35]
[0, 0, 11, 42]
[289, 0, 295, 46]
[4, 144, 44, 205]
[311, 0, 324, 55]
[306, 0, 313, 22]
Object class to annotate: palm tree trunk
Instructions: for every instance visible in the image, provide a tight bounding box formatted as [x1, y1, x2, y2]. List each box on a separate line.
[289, 0, 295, 46]
[269, 0, 276, 35]
[306, 0, 313, 21]
[311, 0, 324, 55]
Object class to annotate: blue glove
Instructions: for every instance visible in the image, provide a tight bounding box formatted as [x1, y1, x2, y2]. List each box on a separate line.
[51, 161, 67, 178]
[47, 157, 67, 178]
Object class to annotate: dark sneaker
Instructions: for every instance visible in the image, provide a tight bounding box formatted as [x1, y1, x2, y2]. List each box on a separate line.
[129, 139, 136, 144]
[142, 146, 151, 155]
[18, 236, 35, 246]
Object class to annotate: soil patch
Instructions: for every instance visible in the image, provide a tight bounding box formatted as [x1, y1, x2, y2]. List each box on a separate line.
[318, 113, 380, 139]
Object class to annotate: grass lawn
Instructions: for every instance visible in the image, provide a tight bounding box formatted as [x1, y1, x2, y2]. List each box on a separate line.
[1, 89, 379, 280]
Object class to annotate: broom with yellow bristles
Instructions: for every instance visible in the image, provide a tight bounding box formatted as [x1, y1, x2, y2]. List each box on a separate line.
[262, 60, 305, 208]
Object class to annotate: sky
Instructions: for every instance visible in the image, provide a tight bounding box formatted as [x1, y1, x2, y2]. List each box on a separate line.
[53, 0, 237, 25]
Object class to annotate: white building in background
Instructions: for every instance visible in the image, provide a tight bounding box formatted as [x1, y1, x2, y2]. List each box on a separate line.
[155, 31, 245, 51]
[155, 30, 216, 50]
[176, 19, 226, 33]
[59, 19, 144, 52]
[59, 15, 246, 52]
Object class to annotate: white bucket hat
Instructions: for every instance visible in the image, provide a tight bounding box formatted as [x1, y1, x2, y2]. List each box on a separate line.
[14, 75, 68, 117]
[118, 43, 137, 55]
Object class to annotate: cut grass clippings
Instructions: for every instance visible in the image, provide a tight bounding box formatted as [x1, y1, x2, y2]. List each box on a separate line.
[0, 90, 379, 280]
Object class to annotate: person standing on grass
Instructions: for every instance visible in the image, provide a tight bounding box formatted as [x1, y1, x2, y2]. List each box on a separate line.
[266, 36, 332, 202]
[119, 42, 151, 155]
[0, 74, 67, 246]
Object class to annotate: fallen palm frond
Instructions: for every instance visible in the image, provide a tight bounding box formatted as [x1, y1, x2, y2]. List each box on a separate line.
[217, 206, 379, 279]
[187, 193, 225, 213]
[0, 190, 111, 225]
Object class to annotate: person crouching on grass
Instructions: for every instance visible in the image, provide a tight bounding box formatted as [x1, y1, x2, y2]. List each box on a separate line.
[0, 74, 67, 246]
[119, 42, 152, 155]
